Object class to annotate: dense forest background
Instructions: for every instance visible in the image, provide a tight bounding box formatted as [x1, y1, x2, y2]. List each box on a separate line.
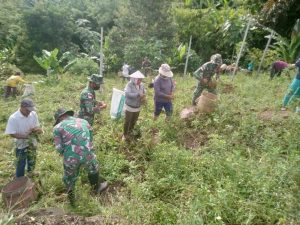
[1, 1, 300, 224]
[0, 0, 299, 76]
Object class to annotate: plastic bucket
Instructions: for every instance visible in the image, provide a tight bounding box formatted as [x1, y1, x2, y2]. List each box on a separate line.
[2, 176, 37, 209]
[196, 91, 218, 113]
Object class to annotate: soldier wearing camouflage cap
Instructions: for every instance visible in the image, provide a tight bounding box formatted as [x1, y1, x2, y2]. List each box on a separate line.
[192, 54, 223, 105]
[78, 74, 107, 125]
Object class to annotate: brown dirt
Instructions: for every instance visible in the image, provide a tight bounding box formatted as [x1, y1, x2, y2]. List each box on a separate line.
[182, 131, 209, 150]
[258, 109, 292, 121]
[15, 210, 121, 225]
[221, 83, 235, 94]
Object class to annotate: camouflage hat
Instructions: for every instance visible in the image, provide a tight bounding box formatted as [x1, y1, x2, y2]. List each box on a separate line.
[54, 108, 74, 126]
[210, 54, 223, 65]
[88, 74, 103, 84]
[20, 98, 36, 112]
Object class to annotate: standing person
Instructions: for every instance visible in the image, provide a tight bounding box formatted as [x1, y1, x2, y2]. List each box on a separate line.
[192, 54, 222, 106]
[281, 58, 300, 110]
[122, 71, 146, 141]
[142, 57, 152, 77]
[78, 74, 107, 126]
[122, 63, 130, 83]
[270, 60, 289, 79]
[53, 108, 108, 206]
[5, 99, 43, 177]
[153, 64, 174, 120]
[4, 71, 27, 98]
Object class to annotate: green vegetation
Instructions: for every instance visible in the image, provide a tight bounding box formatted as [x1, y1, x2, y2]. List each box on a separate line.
[0, 72, 300, 224]
[1, 0, 300, 224]
[0, 0, 299, 75]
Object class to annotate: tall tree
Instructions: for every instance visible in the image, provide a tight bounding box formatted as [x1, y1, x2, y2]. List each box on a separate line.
[106, 0, 177, 70]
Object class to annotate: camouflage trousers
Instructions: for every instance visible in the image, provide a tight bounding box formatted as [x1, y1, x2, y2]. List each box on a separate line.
[63, 149, 99, 191]
[192, 82, 216, 105]
[78, 114, 94, 126]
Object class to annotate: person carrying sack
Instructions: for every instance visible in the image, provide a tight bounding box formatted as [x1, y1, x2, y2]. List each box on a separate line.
[192, 54, 222, 106]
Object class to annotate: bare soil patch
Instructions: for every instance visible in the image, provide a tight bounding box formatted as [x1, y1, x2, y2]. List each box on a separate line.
[220, 83, 235, 94]
[15, 208, 121, 225]
[258, 109, 292, 121]
[181, 131, 209, 150]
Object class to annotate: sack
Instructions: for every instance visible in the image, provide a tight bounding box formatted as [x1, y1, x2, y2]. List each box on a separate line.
[200, 78, 209, 85]
[22, 84, 35, 97]
[110, 88, 125, 119]
[208, 79, 217, 88]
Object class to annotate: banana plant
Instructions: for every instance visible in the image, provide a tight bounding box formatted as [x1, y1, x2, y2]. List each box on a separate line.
[33, 48, 73, 76]
[272, 19, 300, 63]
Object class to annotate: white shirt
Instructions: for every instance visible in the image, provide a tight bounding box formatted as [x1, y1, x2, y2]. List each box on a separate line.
[122, 64, 130, 77]
[5, 110, 40, 149]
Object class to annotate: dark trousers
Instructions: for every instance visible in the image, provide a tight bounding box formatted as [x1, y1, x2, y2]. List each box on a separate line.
[16, 147, 37, 177]
[4, 86, 17, 98]
[270, 63, 282, 79]
[123, 110, 140, 137]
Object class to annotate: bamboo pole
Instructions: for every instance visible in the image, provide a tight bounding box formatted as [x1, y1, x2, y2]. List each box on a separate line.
[257, 31, 274, 75]
[231, 19, 251, 81]
[99, 27, 104, 77]
[184, 36, 192, 76]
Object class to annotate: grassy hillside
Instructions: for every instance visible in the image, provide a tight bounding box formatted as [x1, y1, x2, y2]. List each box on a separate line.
[1, 72, 300, 224]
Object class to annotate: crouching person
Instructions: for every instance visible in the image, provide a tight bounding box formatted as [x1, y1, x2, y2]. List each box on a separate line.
[53, 108, 108, 206]
[192, 54, 222, 106]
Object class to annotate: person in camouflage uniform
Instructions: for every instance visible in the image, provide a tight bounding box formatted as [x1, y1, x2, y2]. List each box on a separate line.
[78, 74, 107, 125]
[192, 54, 223, 105]
[53, 108, 108, 206]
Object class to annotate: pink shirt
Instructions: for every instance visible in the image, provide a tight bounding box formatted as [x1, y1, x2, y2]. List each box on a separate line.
[274, 61, 288, 70]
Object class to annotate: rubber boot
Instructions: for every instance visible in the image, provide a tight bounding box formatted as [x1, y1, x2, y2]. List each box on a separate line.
[67, 189, 76, 207]
[88, 172, 108, 194]
[88, 172, 99, 192]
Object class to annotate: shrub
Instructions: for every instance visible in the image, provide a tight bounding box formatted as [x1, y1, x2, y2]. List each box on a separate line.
[66, 57, 99, 76]
[0, 63, 21, 80]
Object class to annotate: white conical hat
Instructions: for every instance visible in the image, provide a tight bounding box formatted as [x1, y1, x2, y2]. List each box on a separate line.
[129, 70, 145, 79]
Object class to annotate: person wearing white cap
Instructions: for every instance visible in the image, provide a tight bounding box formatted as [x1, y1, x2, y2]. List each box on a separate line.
[5, 98, 43, 177]
[153, 64, 175, 120]
[122, 70, 146, 141]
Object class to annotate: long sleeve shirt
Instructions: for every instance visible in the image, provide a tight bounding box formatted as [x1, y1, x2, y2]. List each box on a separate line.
[153, 75, 174, 103]
[193, 61, 218, 81]
[53, 116, 93, 155]
[124, 81, 145, 109]
[6, 75, 26, 87]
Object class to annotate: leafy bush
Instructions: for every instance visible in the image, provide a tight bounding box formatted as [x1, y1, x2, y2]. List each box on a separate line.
[271, 19, 300, 63]
[0, 63, 20, 79]
[246, 48, 279, 70]
[66, 57, 99, 76]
